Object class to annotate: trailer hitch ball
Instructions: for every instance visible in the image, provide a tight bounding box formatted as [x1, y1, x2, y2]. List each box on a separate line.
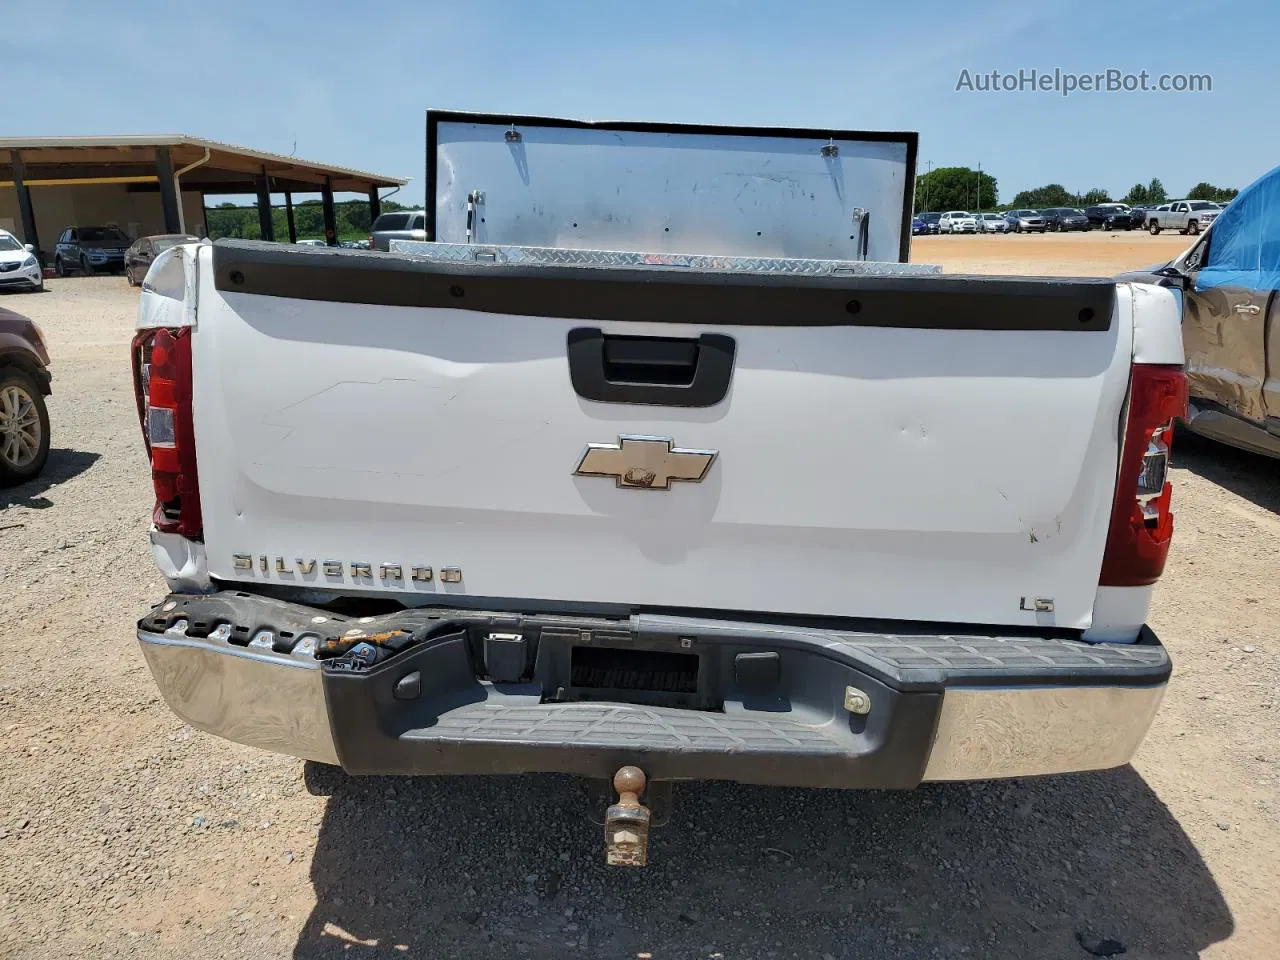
[604, 766, 651, 867]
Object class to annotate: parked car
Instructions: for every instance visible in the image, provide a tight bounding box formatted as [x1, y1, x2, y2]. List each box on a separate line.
[1129, 205, 1150, 229]
[1041, 208, 1092, 232]
[53, 225, 132, 276]
[1117, 165, 1280, 458]
[1084, 204, 1133, 231]
[976, 213, 1008, 233]
[1004, 209, 1047, 233]
[0, 230, 44, 293]
[911, 215, 927, 236]
[915, 212, 942, 234]
[0, 304, 52, 486]
[1145, 200, 1221, 236]
[369, 211, 427, 251]
[938, 211, 978, 234]
[125, 235, 200, 287]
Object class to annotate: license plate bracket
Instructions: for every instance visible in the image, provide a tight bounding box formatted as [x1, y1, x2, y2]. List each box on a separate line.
[537, 627, 719, 711]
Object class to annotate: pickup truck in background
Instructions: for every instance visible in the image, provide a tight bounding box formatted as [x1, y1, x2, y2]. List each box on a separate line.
[133, 113, 1186, 866]
[1145, 199, 1222, 235]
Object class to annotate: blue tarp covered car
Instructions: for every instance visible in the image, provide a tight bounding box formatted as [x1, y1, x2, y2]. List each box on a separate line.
[1195, 164, 1280, 292]
[1117, 165, 1280, 458]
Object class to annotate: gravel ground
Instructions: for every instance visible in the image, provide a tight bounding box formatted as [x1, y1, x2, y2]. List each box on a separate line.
[913, 230, 1193, 276]
[1, 250, 1277, 960]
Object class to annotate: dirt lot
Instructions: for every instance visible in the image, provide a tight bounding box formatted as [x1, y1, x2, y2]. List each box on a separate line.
[1, 234, 1277, 960]
[914, 231, 1193, 276]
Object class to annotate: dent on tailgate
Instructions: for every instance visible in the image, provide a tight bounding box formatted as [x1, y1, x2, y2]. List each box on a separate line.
[194, 239, 1131, 631]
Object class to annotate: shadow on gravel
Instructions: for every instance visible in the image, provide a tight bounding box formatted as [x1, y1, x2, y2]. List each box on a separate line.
[1175, 429, 1280, 515]
[294, 765, 1231, 959]
[0, 448, 100, 510]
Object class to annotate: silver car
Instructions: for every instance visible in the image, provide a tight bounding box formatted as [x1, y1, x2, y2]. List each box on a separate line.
[369, 211, 427, 251]
[977, 213, 1008, 234]
[1006, 209, 1047, 234]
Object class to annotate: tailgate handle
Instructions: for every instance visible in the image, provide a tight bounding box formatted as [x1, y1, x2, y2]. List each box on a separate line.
[567, 328, 736, 407]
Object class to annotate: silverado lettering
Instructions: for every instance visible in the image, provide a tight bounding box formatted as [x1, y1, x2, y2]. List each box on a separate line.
[233, 554, 436, 581]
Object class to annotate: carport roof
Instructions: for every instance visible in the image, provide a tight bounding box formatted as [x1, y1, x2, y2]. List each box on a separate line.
[0, 134, 407, 193]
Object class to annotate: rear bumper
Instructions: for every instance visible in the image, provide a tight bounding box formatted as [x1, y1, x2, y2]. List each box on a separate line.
[137, 592, 1169, 787]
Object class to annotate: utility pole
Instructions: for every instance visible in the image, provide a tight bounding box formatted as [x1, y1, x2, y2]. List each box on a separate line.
[977, 161, 982, 212]
[924, 160, 932, 211]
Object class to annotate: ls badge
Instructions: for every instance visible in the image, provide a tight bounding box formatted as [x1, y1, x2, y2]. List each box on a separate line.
[574, 435, 717, 490]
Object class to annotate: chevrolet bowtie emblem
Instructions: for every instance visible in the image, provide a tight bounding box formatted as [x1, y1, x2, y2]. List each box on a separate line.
[574, 435, 717, 490]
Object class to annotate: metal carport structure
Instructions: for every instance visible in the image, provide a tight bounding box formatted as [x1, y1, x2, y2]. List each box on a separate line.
[0, 135, 406, 260]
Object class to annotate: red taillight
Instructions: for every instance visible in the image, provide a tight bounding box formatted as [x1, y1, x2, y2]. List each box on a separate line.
[132, 327, 202, 538]
[1099, 364, 1188, 586]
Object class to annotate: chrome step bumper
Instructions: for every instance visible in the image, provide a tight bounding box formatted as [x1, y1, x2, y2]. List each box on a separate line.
[137, 592, 1169, 786]
[138, 629, 339, 765]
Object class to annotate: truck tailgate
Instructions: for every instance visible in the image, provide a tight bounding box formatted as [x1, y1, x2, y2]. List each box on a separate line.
[193, 241, 1130, 630]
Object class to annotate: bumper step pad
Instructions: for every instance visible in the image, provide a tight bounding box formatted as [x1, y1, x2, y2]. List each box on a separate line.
[419, 701, 846, 753]
[831, 632, 1169, 685]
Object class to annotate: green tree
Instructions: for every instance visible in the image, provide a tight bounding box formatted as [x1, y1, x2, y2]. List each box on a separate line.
[1187, 181, 1238, 203]
[1123, 183, 1149, 205]
[1081, 188, 1112, 206]
[293, 200, 326, 238]
[342, 200, 373, 234]
[206, 205, 259, 239]
[1011, 183, 1074, 208]
[915, 167, 998, 212]
[206, 197, 413, 242]
[1147, 178, 1167, 204]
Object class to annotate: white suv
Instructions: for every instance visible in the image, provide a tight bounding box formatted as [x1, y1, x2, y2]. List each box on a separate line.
[0, 231, 43, 292]
[939, 211, 978, 234]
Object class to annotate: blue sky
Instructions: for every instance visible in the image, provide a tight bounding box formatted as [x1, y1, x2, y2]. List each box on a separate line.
[6, 0, 1274, 204]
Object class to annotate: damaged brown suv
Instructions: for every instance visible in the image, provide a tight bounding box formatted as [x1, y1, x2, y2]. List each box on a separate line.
[1118, 168, 1280, 459]
[0, 305, 52, 486]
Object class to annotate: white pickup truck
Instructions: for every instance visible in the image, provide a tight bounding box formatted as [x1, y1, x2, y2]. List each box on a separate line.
[1145, 199, 1222, 235]
[134, 113, 1186, 865]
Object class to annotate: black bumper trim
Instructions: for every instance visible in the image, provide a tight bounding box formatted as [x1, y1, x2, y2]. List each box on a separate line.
[138, 592, 1171, 693]
[210, 239, 1115, 332]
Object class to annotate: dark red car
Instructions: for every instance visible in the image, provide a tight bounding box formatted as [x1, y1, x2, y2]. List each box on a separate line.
[0, 305, 52, 486]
